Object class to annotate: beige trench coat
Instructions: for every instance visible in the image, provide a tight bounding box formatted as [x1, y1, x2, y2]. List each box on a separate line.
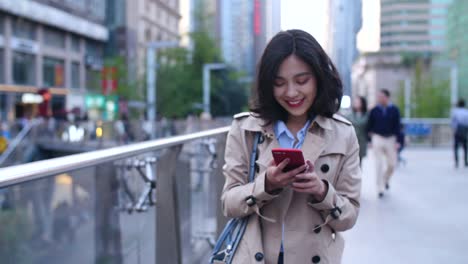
[221, 113, 361, 264]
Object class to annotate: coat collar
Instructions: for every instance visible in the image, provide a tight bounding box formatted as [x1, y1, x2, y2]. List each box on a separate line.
[240, 114, 333, 135]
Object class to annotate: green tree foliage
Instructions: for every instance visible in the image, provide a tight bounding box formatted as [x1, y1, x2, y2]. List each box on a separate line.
[104, 56, 143, 100]
[397, 58, 451, 118]
[155, 30, 248, 118]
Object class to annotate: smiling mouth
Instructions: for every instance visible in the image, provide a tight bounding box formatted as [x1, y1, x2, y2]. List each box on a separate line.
[286, 99, 305, 108]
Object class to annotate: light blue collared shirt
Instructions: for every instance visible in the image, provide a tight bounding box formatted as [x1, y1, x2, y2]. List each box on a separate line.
[274, 119, 312, 150]
[274, 119, 312, 253]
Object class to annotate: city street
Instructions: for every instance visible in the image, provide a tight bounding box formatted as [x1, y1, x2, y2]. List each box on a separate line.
[343, 148, 468, 264]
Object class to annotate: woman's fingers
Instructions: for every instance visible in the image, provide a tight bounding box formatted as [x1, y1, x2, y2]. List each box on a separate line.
[286, 164, 307, 177]
[305, 160, 314, 173]
[276, 158, 290, 172]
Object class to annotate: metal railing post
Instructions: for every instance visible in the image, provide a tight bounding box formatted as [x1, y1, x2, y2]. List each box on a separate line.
[156, 146, 183, 264]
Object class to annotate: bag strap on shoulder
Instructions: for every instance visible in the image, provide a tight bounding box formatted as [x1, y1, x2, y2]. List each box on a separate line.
[248, 132, 261, 182]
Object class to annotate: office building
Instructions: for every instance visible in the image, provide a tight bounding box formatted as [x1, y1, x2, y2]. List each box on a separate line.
[327, 0, 362, 96]
[0, 0, 108, 120]
[380, 0, 452, 54]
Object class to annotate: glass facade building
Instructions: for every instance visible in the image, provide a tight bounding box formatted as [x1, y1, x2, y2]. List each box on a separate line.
[447, 0, 468, 99]
[380, 0, 452, 54]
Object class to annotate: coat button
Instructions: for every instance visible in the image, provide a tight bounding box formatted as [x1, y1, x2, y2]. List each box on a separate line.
[320, 164, 329, 173]
[255, 252, 264, 261]
[312, 255, 321, 263]
[314, 225, 321, 234]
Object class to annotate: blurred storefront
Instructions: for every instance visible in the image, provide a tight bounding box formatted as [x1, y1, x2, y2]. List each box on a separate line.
[0, 0, 108, 121]
[85, 94, 118, 121]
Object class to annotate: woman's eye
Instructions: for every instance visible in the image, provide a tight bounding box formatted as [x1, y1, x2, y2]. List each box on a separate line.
[274, 80, 285, 86]
[297, 78, 309, 85]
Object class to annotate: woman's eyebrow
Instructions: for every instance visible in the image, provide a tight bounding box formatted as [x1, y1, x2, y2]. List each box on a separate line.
[294, 72, 313, 78]
[275, 72, 313, 79]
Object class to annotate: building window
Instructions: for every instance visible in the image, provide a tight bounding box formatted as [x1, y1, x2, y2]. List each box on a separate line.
[86, 68, 100, 91]
[71, 62, 80, 89]
[13, 51, 36, 85]
[88, 0, 106, 22]
[71, 34, 81, 53]
[146, 28, 151, 42]
[43, 57, 65, 87]
[12, 19, 36, 40]
[86, 40, 103, 58]
[0, 49, 4, 83]
[0, 14, 4, 35]
[0, 93, 6, 120]
[43, 27, 66, 49]
[65, 0, 86, 11]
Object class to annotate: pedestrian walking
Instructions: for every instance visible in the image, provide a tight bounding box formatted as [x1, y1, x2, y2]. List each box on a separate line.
[346, 96, 369, 166]
[367, 89, 401, 198]
[451, 98, 468, 168]
[219, 29, 361, 264]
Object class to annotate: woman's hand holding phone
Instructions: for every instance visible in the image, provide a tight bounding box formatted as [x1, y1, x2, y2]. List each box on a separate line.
[265, 159, 307, 194]
[292, 160, 328, 201]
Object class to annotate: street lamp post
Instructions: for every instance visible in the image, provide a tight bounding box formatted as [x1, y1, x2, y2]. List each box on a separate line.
[202, 63, 226, 119]
[404, 79, 411, 119]
[450, 64, 458, 106]
[433, 60, 458, 106]
[146, 41, 178, 139]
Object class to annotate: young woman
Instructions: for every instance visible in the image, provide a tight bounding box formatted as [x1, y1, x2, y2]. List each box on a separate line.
[221, 29, 361, 264]
[347, 96, 369, 166]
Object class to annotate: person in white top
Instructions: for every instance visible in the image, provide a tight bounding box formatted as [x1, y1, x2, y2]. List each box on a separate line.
[451, 98, 468, 168]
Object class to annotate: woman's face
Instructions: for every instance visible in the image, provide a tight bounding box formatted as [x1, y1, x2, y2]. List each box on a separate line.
[353, 98, 362, 111]
[273, 55, 317, 122]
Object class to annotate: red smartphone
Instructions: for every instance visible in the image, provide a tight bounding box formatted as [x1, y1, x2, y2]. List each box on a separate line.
[272, 148, 306, 172]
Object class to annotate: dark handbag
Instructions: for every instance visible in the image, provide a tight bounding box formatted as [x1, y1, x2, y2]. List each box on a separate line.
[210, 132, 261, 263]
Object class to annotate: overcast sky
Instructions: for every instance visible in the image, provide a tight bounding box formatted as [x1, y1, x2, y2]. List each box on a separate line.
[281, 0, 380, 53]
[281, 0, 328, 48]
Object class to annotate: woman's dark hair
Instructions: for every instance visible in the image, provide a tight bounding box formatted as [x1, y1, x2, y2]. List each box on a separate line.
[457, 98, 465, 108]
[354, 96, 368, 114]
[250, 29, 343, 125]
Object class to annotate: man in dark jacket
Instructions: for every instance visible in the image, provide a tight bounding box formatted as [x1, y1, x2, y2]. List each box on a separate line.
[368, 89, 401, 198]
[451, 98, 468, 168]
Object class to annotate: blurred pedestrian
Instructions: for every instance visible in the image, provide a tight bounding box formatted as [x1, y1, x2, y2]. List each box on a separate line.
[220, 29, 361, 264]
[451, 98, 468, 168]
[347, 96, 369, 166]
[121, 113, 134, 142]
[368, 89, 401, 198]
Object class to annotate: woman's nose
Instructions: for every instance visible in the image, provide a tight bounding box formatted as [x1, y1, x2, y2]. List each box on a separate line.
[285, 85, 299, 97]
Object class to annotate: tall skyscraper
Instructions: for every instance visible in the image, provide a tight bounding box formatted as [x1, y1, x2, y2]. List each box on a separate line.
[254, 0, 281, 67]
[106, 0, 181, 96]
[447, 0, 467, 99]
[327, 0, 362, 96]
[380, 0, 452, 55]
[220, 0, 254, 76]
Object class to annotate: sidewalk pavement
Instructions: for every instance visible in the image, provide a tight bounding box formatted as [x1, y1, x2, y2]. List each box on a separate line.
[342, 148, 468, 264]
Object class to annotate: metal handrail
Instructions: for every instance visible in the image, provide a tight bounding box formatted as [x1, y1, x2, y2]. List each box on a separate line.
[0, 119, 41, 166]
[0, 126, 230, 188]
[401, 118, 450, 125]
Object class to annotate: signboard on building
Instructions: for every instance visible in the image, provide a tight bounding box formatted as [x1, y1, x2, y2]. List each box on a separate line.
[85, 94, 119, 121]
[55, 64, 64, 87]
[11, 38, 39, 54]
[101, 67, 117, 95]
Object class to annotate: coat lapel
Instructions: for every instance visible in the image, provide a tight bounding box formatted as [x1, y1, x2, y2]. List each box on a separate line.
[256, 135, 280, 171]
[301, 129, 329, 165]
